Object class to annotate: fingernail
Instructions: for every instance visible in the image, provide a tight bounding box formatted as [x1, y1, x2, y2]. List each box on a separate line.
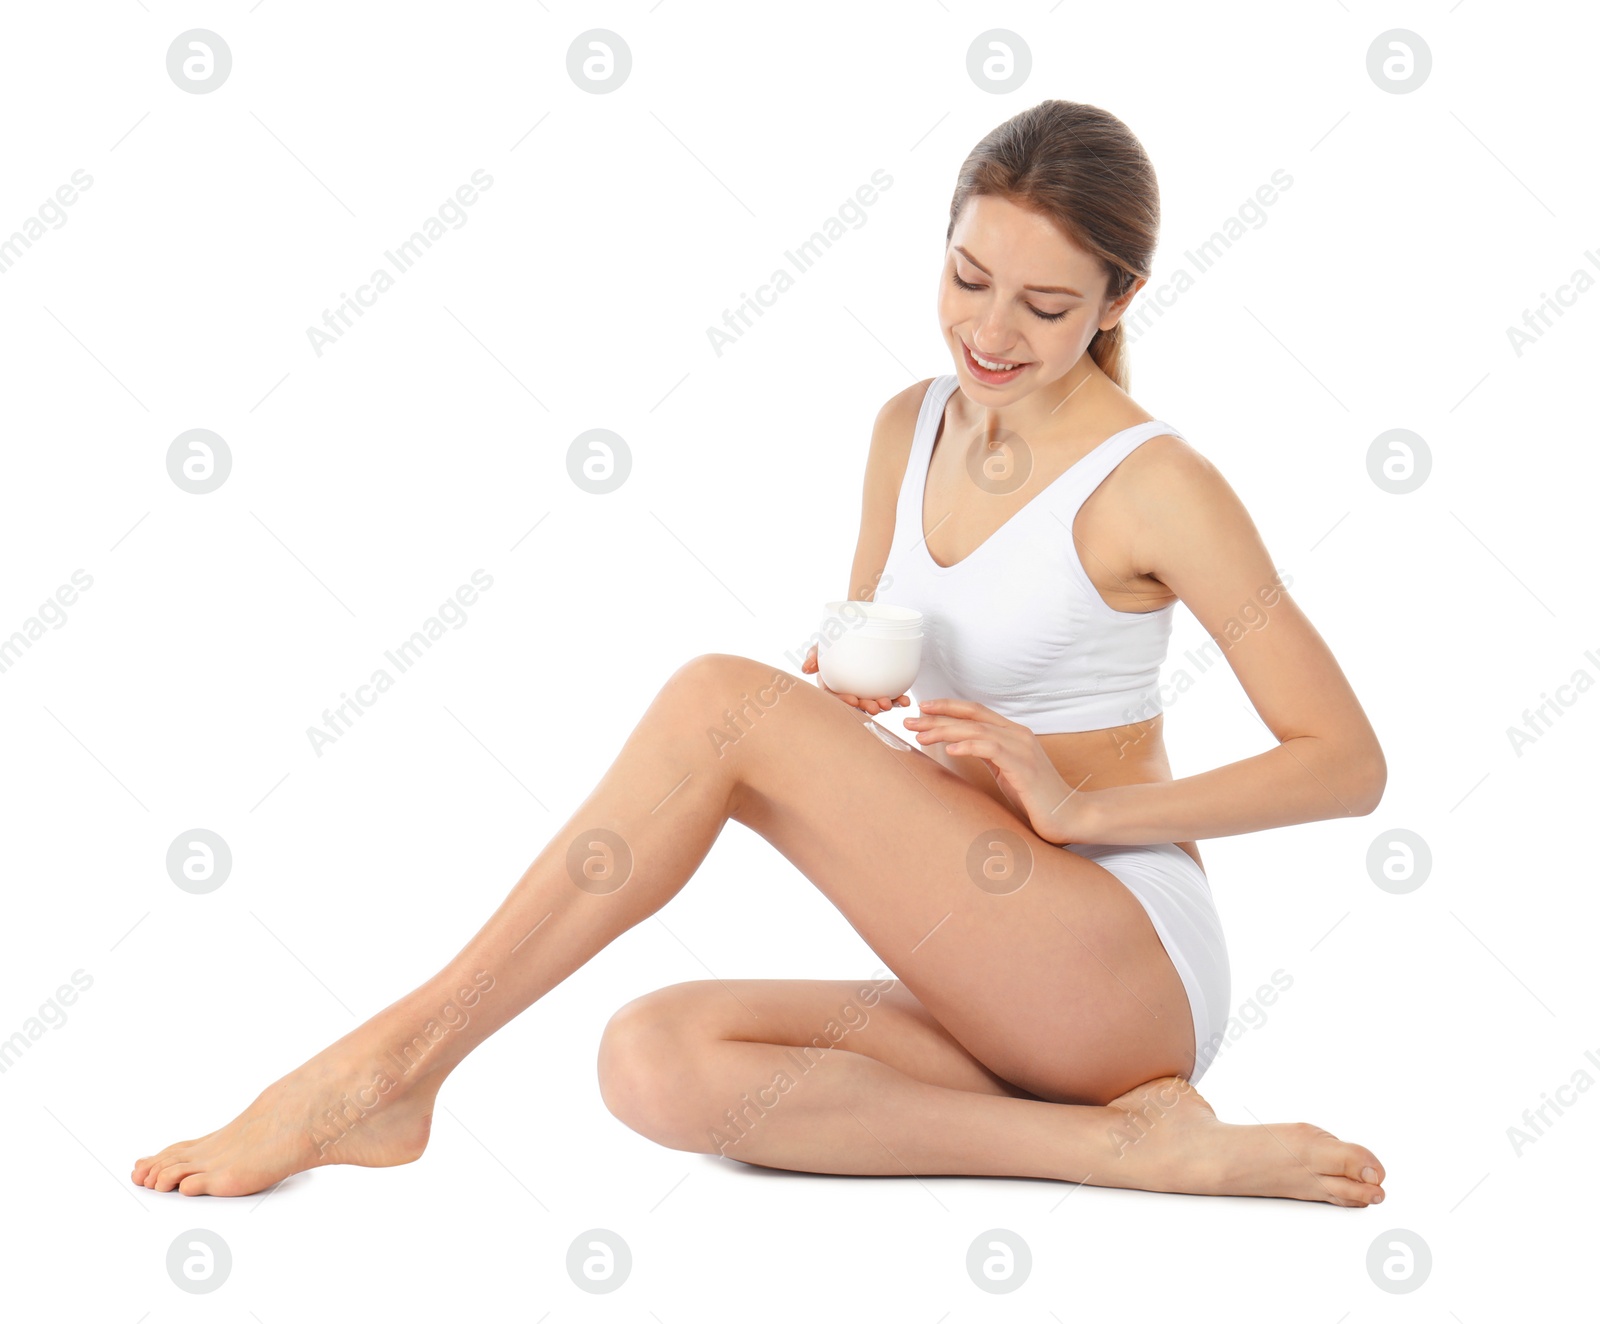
[1362, 1166, 1377, 1183]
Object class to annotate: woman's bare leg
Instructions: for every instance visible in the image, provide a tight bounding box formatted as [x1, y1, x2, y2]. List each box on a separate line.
[599, 979, 1387, 1207]
[131, 654, 1385, 1204]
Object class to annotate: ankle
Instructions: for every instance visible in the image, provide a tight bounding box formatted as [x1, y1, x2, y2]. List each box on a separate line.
[358, 977, 496, 1090]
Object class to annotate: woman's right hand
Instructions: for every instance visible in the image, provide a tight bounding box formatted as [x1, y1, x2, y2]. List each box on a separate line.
[802, 643, 911, 716]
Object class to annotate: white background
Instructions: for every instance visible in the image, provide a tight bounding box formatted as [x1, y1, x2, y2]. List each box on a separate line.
[1, 0, 1594, 1318]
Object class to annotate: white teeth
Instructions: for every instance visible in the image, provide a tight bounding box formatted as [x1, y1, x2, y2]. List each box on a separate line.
[971, 348, 1021, 371]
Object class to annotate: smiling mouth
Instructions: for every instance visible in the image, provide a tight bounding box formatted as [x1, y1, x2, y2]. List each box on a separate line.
[962, 341, 1029, 374]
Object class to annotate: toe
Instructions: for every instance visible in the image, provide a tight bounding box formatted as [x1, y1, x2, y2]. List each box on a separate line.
[1315, 1174, 1384, 1207]
[135, 1136, 207, 1182]
[141, 1144, 179, 1177]
[199, 1151, 262, 1198]
[154, 1160, 199, 1193]
[1305, 1133, 1384, 1186]
[177, 1172, 209, 1196]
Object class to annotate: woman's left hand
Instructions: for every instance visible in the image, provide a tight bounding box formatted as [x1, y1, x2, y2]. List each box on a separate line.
[903, 698, 1097, 845]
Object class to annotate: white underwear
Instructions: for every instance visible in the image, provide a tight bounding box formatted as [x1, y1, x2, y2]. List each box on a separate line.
[1062, 840, 1232, 1085]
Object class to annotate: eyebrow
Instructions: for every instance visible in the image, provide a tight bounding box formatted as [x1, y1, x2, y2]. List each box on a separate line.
[953, 246, 1083, 297]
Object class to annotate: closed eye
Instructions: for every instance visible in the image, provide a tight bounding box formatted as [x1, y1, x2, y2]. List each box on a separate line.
[950, 270, 1069, 323]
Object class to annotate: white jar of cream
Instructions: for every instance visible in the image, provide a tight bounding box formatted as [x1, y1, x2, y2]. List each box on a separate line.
[815, 599, 923, 698]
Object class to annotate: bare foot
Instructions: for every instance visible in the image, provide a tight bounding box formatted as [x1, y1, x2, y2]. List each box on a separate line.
[1100, 1076, 1387, 1207]
[130, 1040, 440, 1197]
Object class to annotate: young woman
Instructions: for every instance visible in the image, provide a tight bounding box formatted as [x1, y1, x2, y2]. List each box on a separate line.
[132, 100, 1388, 1207]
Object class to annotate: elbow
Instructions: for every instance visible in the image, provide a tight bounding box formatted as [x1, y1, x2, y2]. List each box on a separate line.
[1348, 744, 1387, 816]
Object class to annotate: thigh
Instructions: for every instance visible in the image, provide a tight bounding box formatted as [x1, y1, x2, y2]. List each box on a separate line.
[671, 654, 1196, 1104]
[613, 977, 1040, 1100]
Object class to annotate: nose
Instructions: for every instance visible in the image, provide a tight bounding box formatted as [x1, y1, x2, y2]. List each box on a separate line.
[969, 300, 1019, 357]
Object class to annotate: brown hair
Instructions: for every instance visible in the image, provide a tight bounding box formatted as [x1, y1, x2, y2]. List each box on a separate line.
[946, 100, 1159, 391]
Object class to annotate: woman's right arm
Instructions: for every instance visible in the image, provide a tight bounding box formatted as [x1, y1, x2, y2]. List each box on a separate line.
[802, 380, 933, 715]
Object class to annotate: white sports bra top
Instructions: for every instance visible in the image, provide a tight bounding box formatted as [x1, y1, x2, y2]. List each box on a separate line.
[875, 374, 1180, 735]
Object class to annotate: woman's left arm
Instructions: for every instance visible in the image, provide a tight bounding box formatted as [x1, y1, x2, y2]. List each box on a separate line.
[1082, 439, 1387, 844]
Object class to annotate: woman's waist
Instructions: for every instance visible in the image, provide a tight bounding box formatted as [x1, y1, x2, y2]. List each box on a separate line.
[1037, 733, 1203, 874]
[926, 732, 1196, 862]
[1036, 719, 1173, 784]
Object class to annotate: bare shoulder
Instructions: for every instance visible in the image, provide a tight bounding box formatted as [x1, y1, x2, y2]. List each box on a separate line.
[861, 377, 938, 489]
[1118, 429, 1242, 516]
[871, 377, 939, 453]
[1115, 428, 1273, 581]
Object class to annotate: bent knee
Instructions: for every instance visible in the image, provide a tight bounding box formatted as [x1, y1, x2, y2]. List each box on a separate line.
[659, 652, 808, 715]
[663, 652, 753, 695]
[596, 986, 724, 1150]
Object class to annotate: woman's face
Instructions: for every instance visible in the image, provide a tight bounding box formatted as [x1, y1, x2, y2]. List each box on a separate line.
[938, 193, 1137, 398]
